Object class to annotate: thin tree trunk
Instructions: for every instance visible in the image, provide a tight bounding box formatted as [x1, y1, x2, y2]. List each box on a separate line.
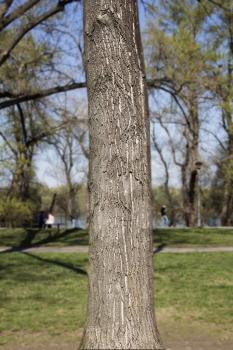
[151, 123, 176, 226]
[220, 41, 233, 226]
[81, 1, 163, 349]
[8, 152, 33, 201]
[221, 136, 233, 226]
[181, 94, 200, 227]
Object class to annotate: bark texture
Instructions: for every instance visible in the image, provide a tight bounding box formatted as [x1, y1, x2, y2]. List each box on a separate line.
[181, 95, 200, 227]
[221, 135, 233, 226]
[220, 48, 233, 226]
[81, 1, 163, 349]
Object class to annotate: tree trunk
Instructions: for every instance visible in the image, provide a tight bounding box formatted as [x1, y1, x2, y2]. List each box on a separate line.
[81, 1, 163, 349]
[181, 94, 200, 227]
[220, 181, 232, 226]
[188, 169, 198, 227]
[8, 152, 33, 201]
[221, 135, 233, 226]
[151, 122, 176, 226]
[182, 165, 199, 228]
[220, 43, 233, 226]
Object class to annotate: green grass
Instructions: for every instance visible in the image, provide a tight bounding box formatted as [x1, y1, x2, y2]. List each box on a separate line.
[0, 251, 232, 345]
[0, 252, 88, 345]
[153, 227, 233, 247]
[0, 227, 89, 248]
[154, 252, 233, 327]
[0, 227, 233, 248]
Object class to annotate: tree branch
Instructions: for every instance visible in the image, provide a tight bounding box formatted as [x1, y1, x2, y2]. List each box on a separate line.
[0, 0, 40, 31]
[0, 0, 80, 67]
[0, 129, 17, 156]
[0, 78, 192, 111]
[201, 126, 227, 151]
[197, 0, 229, 11]
[25, 120, 67, 147]
[76, 130, 89, 159]
[154, 114, 184, 167]
[148, 79, 191, 130]
[0, 0, 14, 19]
[0, 81, 86, 109]
[151, 121, 170, 186]
[16, 103, 28, 146]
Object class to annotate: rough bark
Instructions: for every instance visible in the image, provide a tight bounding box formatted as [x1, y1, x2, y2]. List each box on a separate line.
[221, 135, 233, 226]
[80, 1, 163, 349]
[7, 105, 34, 201]
[8, 152, 33, 200]
[181, 94, 200, 227]
[220, 42, 233, 226]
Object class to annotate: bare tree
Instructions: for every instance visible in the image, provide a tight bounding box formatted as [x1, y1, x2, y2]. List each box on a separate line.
[151, 120, 177, 225]
[0, 0, 86, 110]
[51, 105, 88, 220]
[144, 1, 211, 226]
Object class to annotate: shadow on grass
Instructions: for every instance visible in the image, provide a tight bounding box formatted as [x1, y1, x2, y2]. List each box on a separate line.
[153, 243, 166, 254]
[23, 252, 87, 275]
[0, 227, 88, 254]
[0, 251, 88, 282]
[153, 229, 202, 246]
[19, 228, 41, 248]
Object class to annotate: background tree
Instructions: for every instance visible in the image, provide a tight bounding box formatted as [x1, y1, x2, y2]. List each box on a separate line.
[50, 102, 88, 220]
[151, 119, 178, 225]
[203, 0, 233, 224]
[0, 0, 85, 110]
[145, 0, 218, 226]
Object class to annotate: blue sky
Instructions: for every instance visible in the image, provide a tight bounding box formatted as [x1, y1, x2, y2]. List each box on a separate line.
[30, 1, 223, 188]
[0, 1, 223, 189]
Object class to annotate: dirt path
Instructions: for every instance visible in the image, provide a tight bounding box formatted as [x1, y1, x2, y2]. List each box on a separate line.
[1, 245, 233, 253]
[2, 342, 232, 350]
[2, 337, 232, 350]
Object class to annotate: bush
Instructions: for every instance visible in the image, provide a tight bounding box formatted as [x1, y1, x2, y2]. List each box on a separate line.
[0, 198, 34, 227]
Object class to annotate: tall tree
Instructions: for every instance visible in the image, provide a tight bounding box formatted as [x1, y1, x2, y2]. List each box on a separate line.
[0, 100, 61, 201]
[51, 105, 88, 220]
[151, 119, 177, 225]
[204, 0, 233, 225]
[0, 34, 65, 201]
[145, 0, 214, 226]
[81, 1, 163, 349]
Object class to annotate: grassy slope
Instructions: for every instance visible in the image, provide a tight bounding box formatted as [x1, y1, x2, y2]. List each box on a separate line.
[0, 227, 233, 248]
[0, 228, 88, 248]
[153, 227, 233, 247]
[0, 252, 232, 345]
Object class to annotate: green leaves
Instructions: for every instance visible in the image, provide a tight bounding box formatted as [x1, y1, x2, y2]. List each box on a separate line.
[0, 31, 51, 95]
[0, 197, 35, 227]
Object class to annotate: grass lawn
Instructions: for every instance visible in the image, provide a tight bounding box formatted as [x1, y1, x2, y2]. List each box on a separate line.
[0, 252, 88, 346]
[0, 251, 232, 348]
[154, 227, 233, 247]
[0, 228, 89, 248]
[0, 227, 233, 248]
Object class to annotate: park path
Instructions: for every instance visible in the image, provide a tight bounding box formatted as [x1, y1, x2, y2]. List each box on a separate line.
[1, 245, 233, 253]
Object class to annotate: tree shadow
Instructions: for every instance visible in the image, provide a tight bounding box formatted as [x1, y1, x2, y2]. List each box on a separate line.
[0, 227, 87, 254]
[18, 228, 40, 248]
[22, 252, 87, 275]
[153, 243, 166, 254]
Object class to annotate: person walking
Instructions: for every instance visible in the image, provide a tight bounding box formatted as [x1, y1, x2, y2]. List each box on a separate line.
[160, 205, 169, 227]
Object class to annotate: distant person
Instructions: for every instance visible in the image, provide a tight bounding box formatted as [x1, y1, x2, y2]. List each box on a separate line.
[38, 211, 45, 229]
[160, 205, 169, 227]
[45, 213, 55, 229]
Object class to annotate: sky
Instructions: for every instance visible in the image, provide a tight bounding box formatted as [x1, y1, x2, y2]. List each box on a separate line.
[2, 0, 223, 189]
